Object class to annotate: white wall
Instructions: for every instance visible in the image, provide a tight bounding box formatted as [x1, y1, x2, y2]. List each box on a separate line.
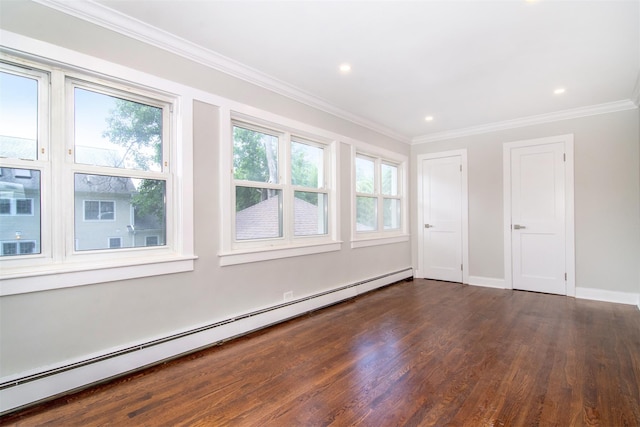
[0, 1, 411, 389]
[412, 109, 640, 298]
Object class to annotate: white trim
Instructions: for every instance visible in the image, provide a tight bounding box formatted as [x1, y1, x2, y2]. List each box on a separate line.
[413, 100, 637, 144]
[503, 134, 575, 296]
[0, 268, 412, 414]
[467, 276, 507, 289]
[350, 234, 410, 249]
[31, 0, 410, 144]
[0, 256, 196, 296]
[218, 242, 342, 266]
[415, 150, 469, 284]
[575, 287, 640, 306]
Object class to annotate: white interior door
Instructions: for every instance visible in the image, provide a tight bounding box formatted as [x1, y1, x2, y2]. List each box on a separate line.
[422, 155, 463, 283]
[510, 142, 566, 295]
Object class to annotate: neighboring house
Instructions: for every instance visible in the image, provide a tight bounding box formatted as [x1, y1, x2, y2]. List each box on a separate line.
[0, 167, 41, 256]
[74, 174, 165, 251]
[235, 195, 325, 240]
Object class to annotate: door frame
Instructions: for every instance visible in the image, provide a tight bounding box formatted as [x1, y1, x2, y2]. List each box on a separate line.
[416, 149, 469, 284]
[503, 134, 575, 296]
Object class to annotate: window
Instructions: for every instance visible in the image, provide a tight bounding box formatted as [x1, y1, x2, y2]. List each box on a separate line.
[0, 46, 193, 295]
[108, 237, 122, 248]
[83, 200, 115, 221]
[16, 199, 33, 215]
[222, 116, 337, 265]
[232, 122, 331, 244]
[352, 148, 407, 247]
[1, 240, 37, 256]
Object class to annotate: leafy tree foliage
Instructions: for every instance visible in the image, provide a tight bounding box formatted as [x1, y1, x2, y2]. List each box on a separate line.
[103, 99, 165, 224]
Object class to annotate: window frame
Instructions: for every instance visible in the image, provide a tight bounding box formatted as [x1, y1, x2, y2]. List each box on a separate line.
[220, 112, 340, 266]
[351, 144, 409, 248]
[0, 41, 195, 296]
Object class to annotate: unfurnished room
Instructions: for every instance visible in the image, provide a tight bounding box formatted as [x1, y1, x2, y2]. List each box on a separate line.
[0, 0, 639, 425]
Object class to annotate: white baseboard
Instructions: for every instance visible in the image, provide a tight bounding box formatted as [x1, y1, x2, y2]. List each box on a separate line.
[575, 287, 640, 306]
[467, 276, 507, 289]
[0, 268, 412, 415]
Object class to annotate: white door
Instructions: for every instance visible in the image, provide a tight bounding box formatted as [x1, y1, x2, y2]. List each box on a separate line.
[510, 142, 566, 295]
[422, 156, 463, 283]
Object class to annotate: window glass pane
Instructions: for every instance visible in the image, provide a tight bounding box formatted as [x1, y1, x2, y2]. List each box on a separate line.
[233, 125, 279, 183]
[0, 199, 10, 215]
[74, 88, 163, 172]
[383, 198, 401, 230]
[381, 163, 399, 196]
[294, 191, 327, 236]
[235, 187, 282, 240]
[356, 196, 377, 231]
[355, 156, 375, 194]
[16, 199, 33, 215]
[0, 168, 41, 256]
[0, 71, 38, 160]
[291, 141, 323, 188]
[75, 174, 166, 251]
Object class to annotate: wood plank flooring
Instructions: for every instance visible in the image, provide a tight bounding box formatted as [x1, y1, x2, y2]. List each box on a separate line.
[2, 279, 639, 426]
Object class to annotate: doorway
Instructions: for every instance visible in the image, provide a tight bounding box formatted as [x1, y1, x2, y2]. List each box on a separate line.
[503, 135, 575, 296]
[417, 150, 468, 283]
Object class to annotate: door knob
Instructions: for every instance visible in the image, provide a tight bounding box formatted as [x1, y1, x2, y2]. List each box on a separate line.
[424, 224, 434, 228]
[513, 224, 526, 230]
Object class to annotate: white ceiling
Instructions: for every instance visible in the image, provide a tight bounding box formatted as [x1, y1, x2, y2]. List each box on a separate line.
[58, 1, 640, 142]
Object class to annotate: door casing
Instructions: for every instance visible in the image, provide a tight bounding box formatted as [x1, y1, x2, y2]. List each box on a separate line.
[503, 134, 575, 296]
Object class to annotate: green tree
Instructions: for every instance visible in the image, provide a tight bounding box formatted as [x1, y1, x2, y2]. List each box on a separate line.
[233, 126, 278, 211]
[102, 99, 165, 224]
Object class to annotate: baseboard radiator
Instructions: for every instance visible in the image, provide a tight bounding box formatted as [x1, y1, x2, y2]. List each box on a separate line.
[0, 268, 413, 414]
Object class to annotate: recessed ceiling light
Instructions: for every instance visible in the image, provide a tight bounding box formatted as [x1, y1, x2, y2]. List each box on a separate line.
[339, 64, 351, 73]
[554, 88, 566, 95]
[425, 116, 434, 122]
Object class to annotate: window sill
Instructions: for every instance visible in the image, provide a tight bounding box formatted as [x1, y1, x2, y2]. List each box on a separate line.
[219, 241, 342, 266]
[351, 234, 410, 249]
[0, 254, 197, 296]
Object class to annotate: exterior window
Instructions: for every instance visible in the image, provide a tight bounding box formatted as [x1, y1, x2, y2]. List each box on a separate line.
[108, 237, 122, 248]
[381, 163, 401, 230]
[0, 199, 10, 215]
[233, 124, 281, 240]
[0, 70, 39, 161]
[16, 199, 33, 215]
[70, 80, 168, 252]
[83, 199, 115, 221]
[75, 174, 166, 251]
[355, 155, 377, 231]
[354, 151, 405, 241]
[0, 168, 41, 256]
[230, 120, 333, 250]
[1, 241, 37, 256]
[0, 48, 193, 295]
[292, 140, 328, 236]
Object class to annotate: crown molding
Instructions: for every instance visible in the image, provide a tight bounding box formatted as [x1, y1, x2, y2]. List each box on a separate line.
[32, 0, 411, 144]
[412, 100, 638, 145]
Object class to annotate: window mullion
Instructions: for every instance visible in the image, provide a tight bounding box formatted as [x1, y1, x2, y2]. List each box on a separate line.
[48, 69, 69, 262]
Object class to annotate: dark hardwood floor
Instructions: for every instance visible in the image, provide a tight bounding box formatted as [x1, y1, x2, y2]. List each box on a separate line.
[2, 279, 639, 426]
